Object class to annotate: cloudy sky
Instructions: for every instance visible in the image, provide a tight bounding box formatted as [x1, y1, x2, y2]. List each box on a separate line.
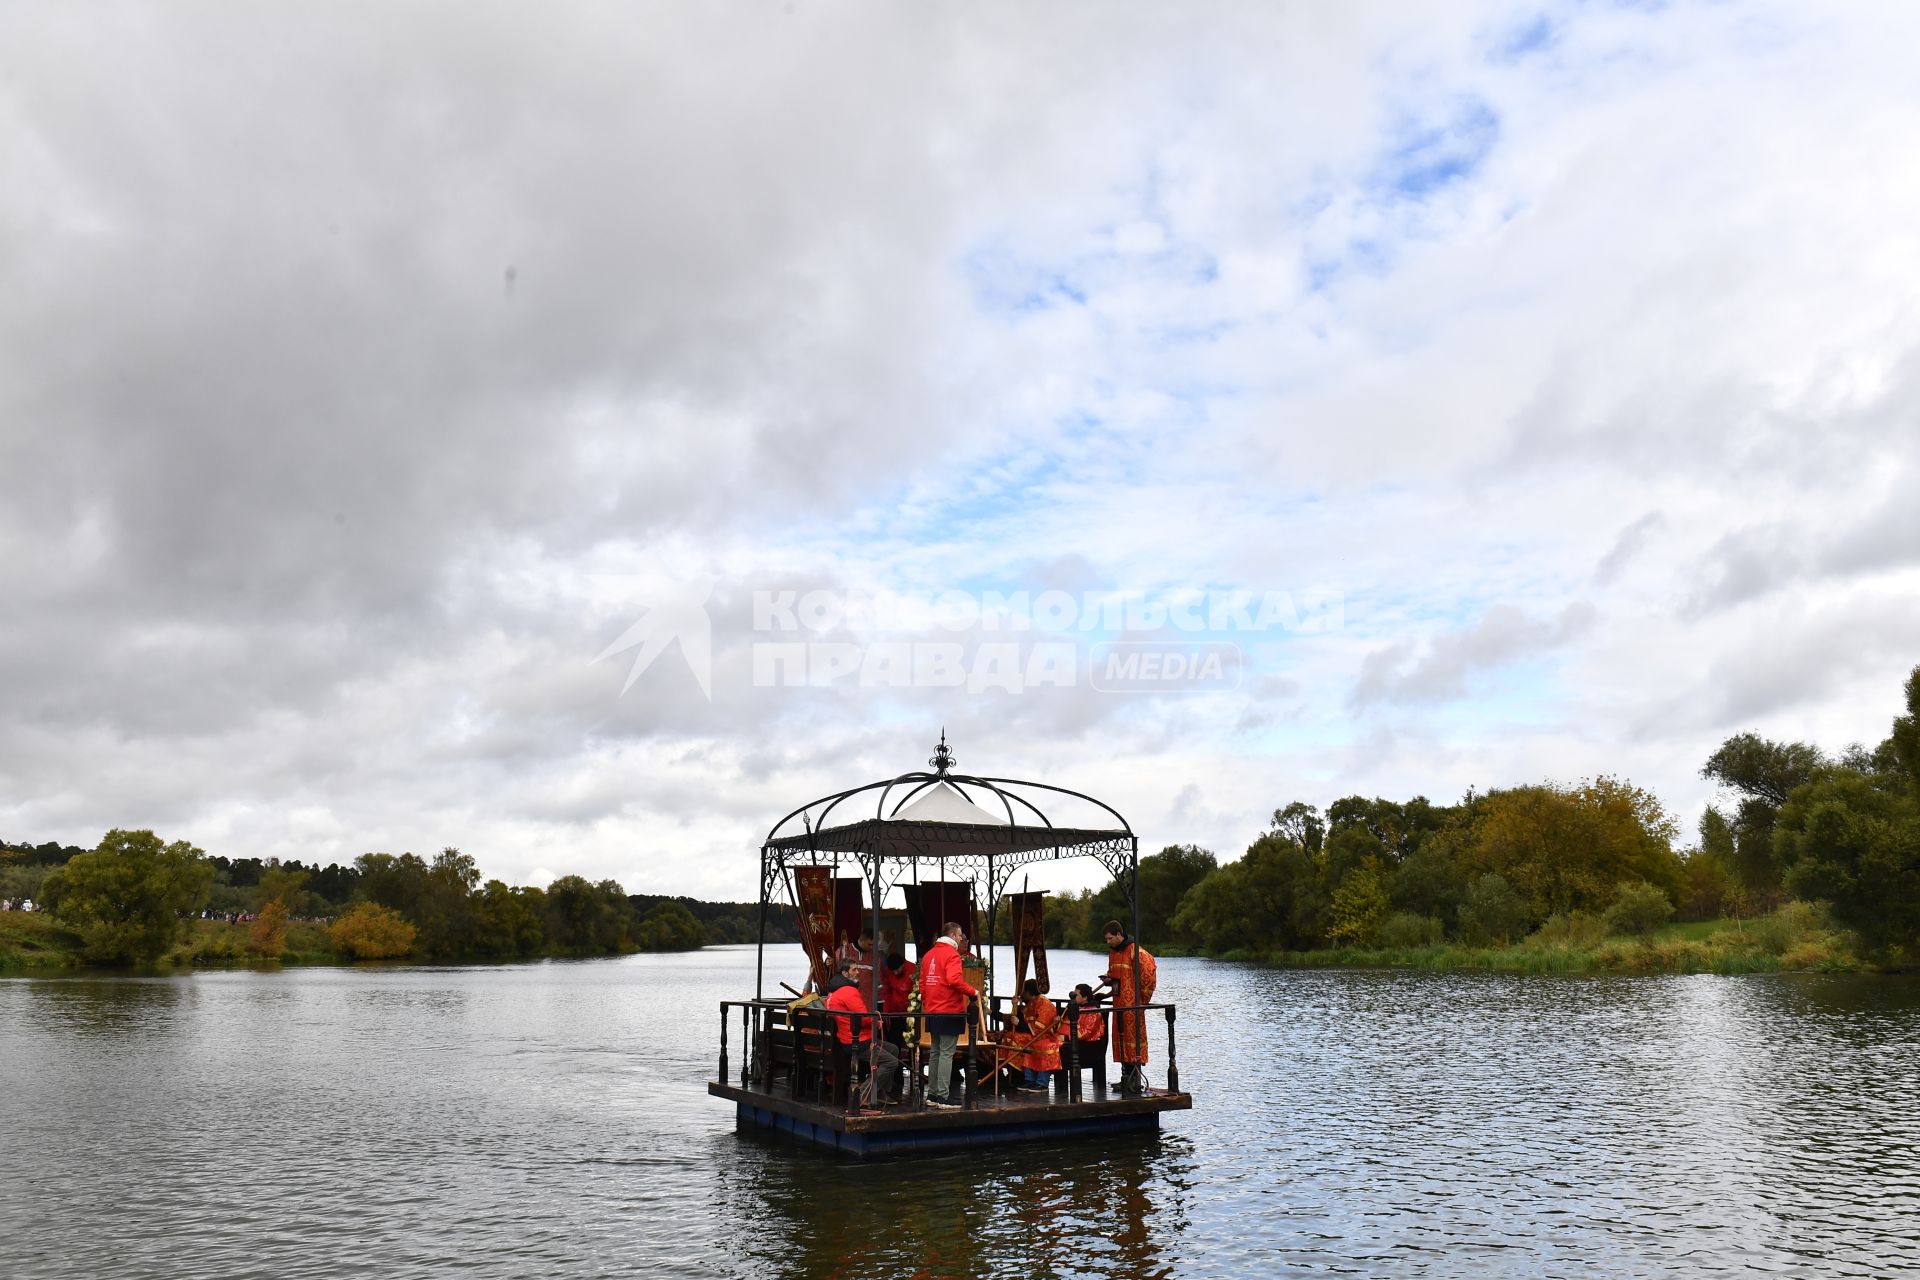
[4, 1, 1919, 900]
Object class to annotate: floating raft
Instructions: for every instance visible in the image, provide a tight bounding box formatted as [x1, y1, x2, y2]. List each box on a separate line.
[714, 734, 1196, 1157]
[709, 1077, 1192, 1157]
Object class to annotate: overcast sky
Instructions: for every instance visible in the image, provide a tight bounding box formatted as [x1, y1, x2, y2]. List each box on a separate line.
[5, 1, 1919, 900]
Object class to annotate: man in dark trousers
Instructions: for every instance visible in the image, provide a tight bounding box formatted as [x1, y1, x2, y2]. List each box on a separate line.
[823, 958, 900, 1107]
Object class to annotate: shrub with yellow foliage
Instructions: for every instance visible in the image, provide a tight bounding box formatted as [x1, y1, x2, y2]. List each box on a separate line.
[328, 902, 417, 960]
[247, 899, 290, 956]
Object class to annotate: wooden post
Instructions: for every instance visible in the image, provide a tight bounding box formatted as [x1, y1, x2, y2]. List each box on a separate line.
[813, 1009, 827, 1106]
[718, 1002, 729, 1084]
[1164, 1005, 1179, 1093]
[1067, 1004, 1082, 1103]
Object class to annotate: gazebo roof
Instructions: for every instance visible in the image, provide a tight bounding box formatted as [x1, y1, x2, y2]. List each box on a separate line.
[761, 733, 1133, 865]
[891, 780, 1003, 825]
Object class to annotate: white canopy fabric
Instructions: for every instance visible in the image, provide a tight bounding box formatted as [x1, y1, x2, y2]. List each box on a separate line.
[888, 780, 1008, 827]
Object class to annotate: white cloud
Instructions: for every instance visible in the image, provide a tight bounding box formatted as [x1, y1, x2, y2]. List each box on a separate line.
[4, 1, 1920, 896]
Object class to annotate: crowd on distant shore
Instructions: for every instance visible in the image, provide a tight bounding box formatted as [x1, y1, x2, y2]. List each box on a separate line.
[0, 899, 338, 924]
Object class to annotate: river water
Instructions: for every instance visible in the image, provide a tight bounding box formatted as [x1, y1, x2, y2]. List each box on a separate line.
[3, 946, 1917, 1278]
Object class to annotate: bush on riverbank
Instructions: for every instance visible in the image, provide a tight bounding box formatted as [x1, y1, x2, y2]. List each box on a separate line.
[1086, 666, 1920, 970]
[161, 917, 338, 966]
[1238, 905, 1862, 975]
[1604, 881, 1676, 936]
[329, 902, 418, 959]
[0, 910, 86, 970]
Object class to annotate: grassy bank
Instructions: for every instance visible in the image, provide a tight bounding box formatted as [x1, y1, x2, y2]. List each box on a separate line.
[1209, 905, 1870, 974]
[163, 917, 341, 966]
[1, 914, 661, 971]
[6, 905, 1881, 977]
[2, 915, 349, 972]
[0, 910, 87, 970]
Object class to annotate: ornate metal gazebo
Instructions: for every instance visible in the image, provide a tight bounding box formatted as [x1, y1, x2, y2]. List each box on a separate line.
[751, 731, 1141, 1006]
[714, 733, 1189, 1154]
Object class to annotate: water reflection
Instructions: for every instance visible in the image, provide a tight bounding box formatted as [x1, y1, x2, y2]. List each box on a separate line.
[11, 974, 196, 1037]
[2, 956, 1917, 1279]
[711, 1129, 1194, 1280]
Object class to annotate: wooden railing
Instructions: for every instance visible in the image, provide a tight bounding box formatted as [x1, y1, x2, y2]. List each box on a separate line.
[717, 996, 1180, 1114]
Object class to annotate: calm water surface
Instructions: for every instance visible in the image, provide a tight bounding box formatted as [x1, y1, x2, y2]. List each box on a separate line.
[4, 948, 1918, 1278]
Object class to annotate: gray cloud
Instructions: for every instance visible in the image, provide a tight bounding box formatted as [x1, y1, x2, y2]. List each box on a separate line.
[1353, 602, 1597, 707]
[6, 3, 1920, 895]
[1595, 511, 1665, 584]
[1702, 598, 1920, 727]
[1821, 481, 1920, 577]
[1685, 524, 1808, 618]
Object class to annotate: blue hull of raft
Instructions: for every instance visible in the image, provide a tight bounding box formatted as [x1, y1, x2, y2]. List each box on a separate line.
[735, 1099, 1162, 1156]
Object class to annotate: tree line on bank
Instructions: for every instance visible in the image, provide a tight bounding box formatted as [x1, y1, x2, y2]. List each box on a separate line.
[11, 666, 1915, 969]
[1054, 665, 1920, 962]
[0, 839, 795, 967]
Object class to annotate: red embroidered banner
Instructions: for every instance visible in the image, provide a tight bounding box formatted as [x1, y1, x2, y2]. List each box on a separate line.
[793, 865, 836, 992]
[833, 876, 866, 953]
[1009, 891, 1050, 994]
[905, 881, 974, 960]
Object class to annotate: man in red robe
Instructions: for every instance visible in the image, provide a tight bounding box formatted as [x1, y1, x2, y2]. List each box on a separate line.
[1008, 980, 1062, 1091]
[1064, 983, 1109, 1088]
[1096, 920, 1157, 1096]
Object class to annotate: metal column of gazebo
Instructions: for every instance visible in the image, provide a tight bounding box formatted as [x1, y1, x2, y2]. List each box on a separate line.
[709, 733, 1191, 1157]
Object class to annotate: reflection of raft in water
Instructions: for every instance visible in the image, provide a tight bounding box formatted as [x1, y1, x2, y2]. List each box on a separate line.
[707, 734, 1192, 1156]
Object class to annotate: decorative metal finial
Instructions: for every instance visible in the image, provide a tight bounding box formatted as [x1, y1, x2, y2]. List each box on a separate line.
[929, 729, 955, 776]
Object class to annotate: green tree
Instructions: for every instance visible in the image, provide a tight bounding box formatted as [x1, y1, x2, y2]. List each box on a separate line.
[0, 862, 53, 906]
[1170, 860, 1263, 953]
[1172, 833, 1326, 953]
[1271, 802, 1325, 854]
[1456, 873, 1527, 947]
[1321, 823, 1388, 888]
[1388, 840, 1468, 928]
[1080, 844, 1218, 948]
[1456, 778, 1679, 923]
[634, 900, 707, 951]
[1603, 880, 1675, 936]
[1887, 664, 1920, 795]
[355, 852, 429, 919]
[414, 847, 482, 957]
[1326, 795, 1447, 863]
[1042, 887, 1094, 949]
[475, 880, 547, 956]
[46, 829, 213, 964]
[255, 863, 318, 917]
[1378, 911, 1445, 948]
[1678, 833, 1739, 921]
[1773, 770, 1920, 953]
[1138, 844, 1217, 943]
[1700, 732, 1827, 900]
[1328, 859, 1390, 945]
[546, 876, 635, 954]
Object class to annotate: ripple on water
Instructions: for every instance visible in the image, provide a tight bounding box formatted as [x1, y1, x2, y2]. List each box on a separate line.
[3, 955, 1918, 1278]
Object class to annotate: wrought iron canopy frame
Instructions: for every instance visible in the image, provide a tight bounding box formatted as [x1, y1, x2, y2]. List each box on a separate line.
[750, 735, 1142, 1003]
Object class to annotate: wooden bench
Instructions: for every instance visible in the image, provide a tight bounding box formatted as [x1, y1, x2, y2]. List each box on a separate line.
[758, 1010, 880, 1106]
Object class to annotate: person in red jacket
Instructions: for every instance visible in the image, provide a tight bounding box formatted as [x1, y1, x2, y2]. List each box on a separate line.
[918, 920, 979, 1108]
[823, 959, 899, 1107]
[880, 948, 914, 1054]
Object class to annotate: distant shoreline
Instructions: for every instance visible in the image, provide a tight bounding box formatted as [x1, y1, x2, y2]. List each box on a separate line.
[6, 910, 1893, 977]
